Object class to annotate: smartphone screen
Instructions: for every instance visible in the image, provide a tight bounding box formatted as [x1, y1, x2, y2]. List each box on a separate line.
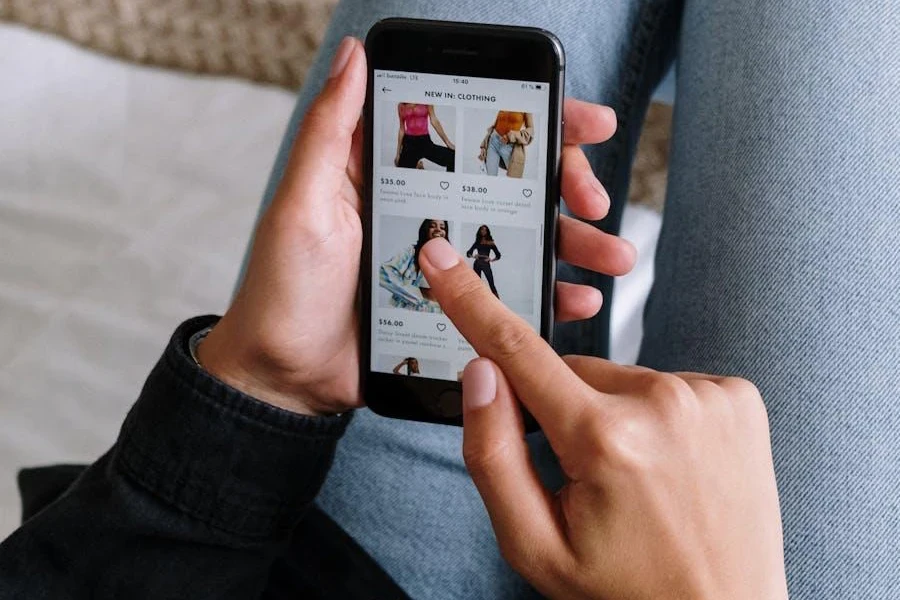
[369, 70, 552, 384]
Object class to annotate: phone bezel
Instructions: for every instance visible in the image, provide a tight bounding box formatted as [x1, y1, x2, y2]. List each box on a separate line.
[361, 18, 565, 427]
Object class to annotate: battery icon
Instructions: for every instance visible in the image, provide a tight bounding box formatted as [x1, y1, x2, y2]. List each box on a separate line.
[535, 84, 543, 89]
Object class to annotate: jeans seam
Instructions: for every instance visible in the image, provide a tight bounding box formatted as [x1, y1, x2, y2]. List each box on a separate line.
[579, 0, 673, 357]
[600, 0, 672, 189]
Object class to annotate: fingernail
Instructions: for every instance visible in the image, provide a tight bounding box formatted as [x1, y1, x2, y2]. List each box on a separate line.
[591, 177, 610, 205]
[463, 359, 496, 410]
[601, 105, 617, 124]
[421, 238, 459, 270]
[329, 37, 355, 79]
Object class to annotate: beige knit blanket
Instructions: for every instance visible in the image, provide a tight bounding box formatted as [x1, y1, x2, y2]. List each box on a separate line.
[0, 0, 336, 89]
[0, 0, 668, 210]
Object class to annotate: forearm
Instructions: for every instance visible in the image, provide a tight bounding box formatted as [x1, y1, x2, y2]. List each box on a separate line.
[0, 316, 351, 599]
[429, 112, 451, 146]
[433, 124, 452, 147]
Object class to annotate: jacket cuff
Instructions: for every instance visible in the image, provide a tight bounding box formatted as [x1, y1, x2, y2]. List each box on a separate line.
[113, 315, 352, 540]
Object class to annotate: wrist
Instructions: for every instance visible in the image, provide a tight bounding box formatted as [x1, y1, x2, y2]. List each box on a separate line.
[195, 320, 330, 417]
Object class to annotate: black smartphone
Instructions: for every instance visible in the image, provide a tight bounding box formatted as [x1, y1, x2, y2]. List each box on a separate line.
[361, 18, 565, 426]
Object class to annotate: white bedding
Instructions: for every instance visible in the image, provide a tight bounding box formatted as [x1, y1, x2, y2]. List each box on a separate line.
[0, 24, 661, 538]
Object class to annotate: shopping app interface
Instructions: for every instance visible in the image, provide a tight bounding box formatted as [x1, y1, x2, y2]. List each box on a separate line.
[371, 69, 550, 381]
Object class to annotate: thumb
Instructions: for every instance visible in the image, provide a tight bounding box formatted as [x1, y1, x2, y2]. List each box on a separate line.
[462, 358, 568, 580]
[275, 37, 367, 220]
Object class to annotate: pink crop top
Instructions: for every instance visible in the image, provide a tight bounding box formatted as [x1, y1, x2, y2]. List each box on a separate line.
[399, 104, 429, 136]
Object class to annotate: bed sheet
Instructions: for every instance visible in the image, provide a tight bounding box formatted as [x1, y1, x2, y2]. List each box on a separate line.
[0, 24, 660, 538]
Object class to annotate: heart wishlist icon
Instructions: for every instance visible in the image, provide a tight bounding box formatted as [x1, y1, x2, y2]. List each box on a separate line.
[439, 181, 450, 190]
[522, 188, 533, 198]
[436, 322, 447, 332]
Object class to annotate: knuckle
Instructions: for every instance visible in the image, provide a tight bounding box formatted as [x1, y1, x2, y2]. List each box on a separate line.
[722, 376, 769, 426]
[599, 418, 637, 457]
[621, 363, 657, 379]
[583, 419, 616, 463]
[687, 378, 725, 401]
[485, 319, 532, 362]
[642, 373, 697, 420]
[598, 424, 647, 474]
[581, 413, 614, 452]
[461, 443, 490, 478]
[575, 412, 647, 475]
[462, 438, 514, 481]
[628, 372, 709, 439]
[443, 273, 487, 312]
[645, 372, 693, 401]
[721, 376, 762, 401]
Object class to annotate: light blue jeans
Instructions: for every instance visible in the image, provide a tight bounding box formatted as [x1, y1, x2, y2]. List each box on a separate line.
[485, 130, 514, 176]
[249, 1, 900, 597]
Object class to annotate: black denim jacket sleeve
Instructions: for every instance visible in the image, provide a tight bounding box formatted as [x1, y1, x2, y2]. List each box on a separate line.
[0, 316, 355, 600]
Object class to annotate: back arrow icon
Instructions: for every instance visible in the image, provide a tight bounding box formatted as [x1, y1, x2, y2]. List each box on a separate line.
[382, 87, 391, 93]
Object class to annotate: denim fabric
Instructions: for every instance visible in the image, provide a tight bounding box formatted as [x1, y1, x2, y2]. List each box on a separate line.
[640, 2, 900, 597]
[485, 130, 514, 176]
[249, 1, 900, 598]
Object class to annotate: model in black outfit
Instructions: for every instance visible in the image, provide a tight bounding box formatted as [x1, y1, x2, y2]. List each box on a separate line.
[466, 225, 501, 298]
[397, 136, 455, 171]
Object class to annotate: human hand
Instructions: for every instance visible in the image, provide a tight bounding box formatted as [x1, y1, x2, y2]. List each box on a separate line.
[198, 37, 632, 417]
[521, 128, 534, 145]
[478, 147, 486, 162]
[197, 37, 368, 416]
[417, 242, 788, 600]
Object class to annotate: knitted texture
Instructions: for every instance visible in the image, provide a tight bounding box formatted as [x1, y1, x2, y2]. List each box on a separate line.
[0, 0, 669, 211]
[629, 102, 671, 212]
[0, 0, 336, 89]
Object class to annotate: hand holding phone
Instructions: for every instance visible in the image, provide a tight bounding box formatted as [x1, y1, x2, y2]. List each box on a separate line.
[196, 37, 371, 417]
[363, 18, 635, 424]
[196, 33, 631, 420]
[192, 33, 784, 600]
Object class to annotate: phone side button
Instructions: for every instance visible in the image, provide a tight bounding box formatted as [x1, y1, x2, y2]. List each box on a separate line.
[436, 389, 462, 418]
